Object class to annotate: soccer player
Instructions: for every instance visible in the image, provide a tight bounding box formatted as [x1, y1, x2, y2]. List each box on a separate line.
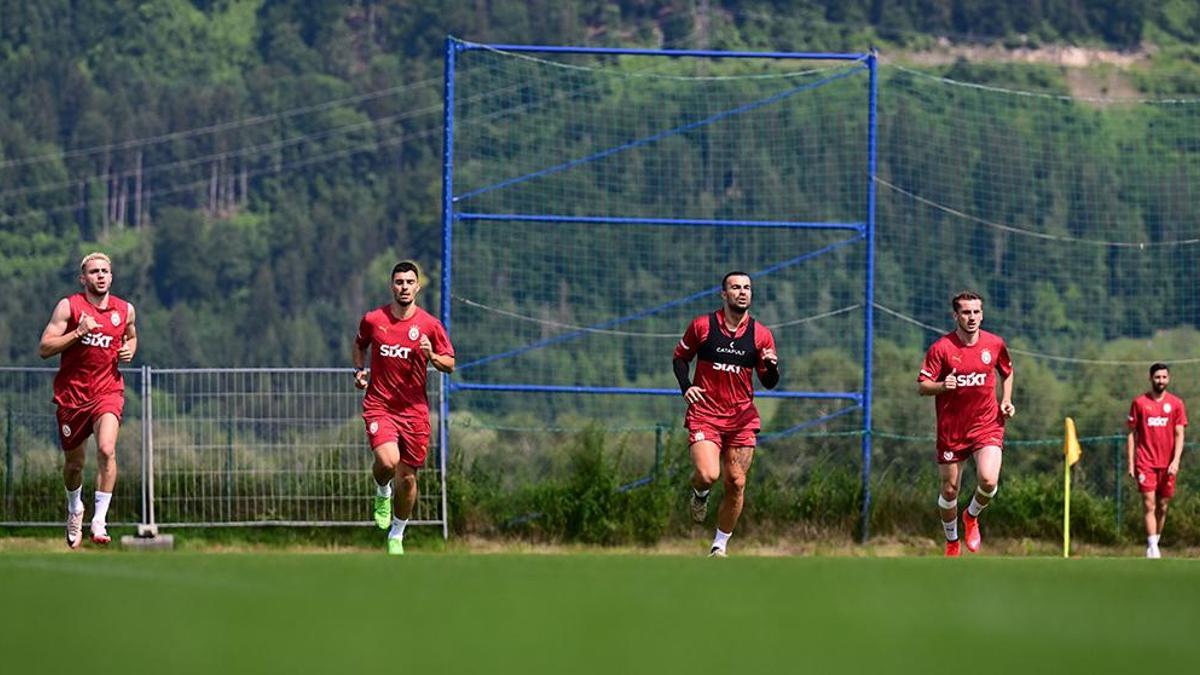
[917, 291, 1014, 557]
[673, 271, 778, 557]
[352, 261, 454, 555]
[38, 252, 138, 549]
[1127, 363, 1187, 559]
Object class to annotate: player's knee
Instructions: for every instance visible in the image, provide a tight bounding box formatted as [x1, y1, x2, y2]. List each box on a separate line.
[724, 472, 746, 493]
[940, 484, 958, 501]
[977, 479, 998, 496]
[696, 467, 720, 486]
[64, 454, 85, 473]
[396, 471, 417, 490]
[95, 444, 116, 462]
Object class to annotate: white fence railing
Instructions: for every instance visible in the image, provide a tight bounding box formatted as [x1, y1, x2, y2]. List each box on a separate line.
[0, 367, 445, 535]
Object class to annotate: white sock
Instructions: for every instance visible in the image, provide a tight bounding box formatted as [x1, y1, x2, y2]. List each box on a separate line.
[388, 517, 409, 540]
[712, 529, 731, 550]
[92, 491, 112, 524]
[376, 480, 393, 498]
[1149, 534, 1161, 547]
[943, 518, 958, 542]
[65, 486, 84, 515]
[693, 487, 710, 499]
[967, 495, 987, 517]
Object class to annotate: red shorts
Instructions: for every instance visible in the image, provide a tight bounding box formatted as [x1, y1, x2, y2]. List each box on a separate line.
[363, 411, 431, 469]
[55, 392, 124, 451]
[935, 439, 1004, 465]
[1135, 466, 1176, 498]
[685, 407, 760, 451]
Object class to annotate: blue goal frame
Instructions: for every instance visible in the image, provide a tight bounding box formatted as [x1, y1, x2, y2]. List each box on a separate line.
[440, 37, 879, 540]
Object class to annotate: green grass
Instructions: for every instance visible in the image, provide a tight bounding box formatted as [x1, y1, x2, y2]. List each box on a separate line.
[2, 552, 1199, 674]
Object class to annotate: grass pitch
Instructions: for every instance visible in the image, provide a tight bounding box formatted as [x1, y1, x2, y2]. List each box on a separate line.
[1, 552, 1197, 674]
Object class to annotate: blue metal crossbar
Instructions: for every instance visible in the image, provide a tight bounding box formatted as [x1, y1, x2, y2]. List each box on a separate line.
[456, 213, 865, 231]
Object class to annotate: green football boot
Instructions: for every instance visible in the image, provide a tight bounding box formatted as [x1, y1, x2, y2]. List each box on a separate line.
[387, 537, 405, 556]
[373, 495, 391, 529]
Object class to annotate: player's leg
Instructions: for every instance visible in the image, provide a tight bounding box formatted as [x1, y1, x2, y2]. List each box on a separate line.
[386, 462, 419, 556]
[62, 443, 86, 549]
[1152, 471, 1174, 557]
[371, 441, 400, 530]
[710, 445, 753, 556]
[88, 412, 120, 544]
[962, 445, 1001, 553]
[1136, 468, 1159, 557]
[937, 460, 963, 556]
[688, 437, 721, 524]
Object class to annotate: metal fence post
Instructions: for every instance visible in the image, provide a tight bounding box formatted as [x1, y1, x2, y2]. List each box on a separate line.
[144, 365, 157, 535]
[654, 424, 664, 479]
[5, 401, 13, 514]
[1114, 436, 1123, 541]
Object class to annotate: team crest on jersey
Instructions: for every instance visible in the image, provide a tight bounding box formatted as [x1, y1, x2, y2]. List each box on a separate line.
[62, 424, 71, 438]
[408, 326, 420, 341]
[369, 421, 379, 435]
[1164, 403, 1172, 414]
[980, 349, 992, 365]
[110, 311, 121, 327]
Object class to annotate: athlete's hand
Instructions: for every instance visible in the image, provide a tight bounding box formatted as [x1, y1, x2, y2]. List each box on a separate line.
[353, 369, 369, 390]
[1169, 459, 1181, 475]
[76, 312, 99, 337]
[1000, 399, 1015, 419]
[117, 342, 134, 362]
[1128, 465, 1136, 480]
[942, 369, 957, 392]
[418, 334, 433, 359]
[761, 348, 778, 368]
[684, 386, 706, 405]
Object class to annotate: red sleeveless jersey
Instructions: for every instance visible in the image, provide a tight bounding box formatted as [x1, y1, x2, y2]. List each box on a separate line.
[52, 293, 130, 408]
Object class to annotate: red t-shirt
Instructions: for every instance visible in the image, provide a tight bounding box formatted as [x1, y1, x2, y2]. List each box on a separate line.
[1128, 392, 1187, 469]
[673, 310, 776, 424]
[52, 293, 130, 408]
[355, 305, 454, 418]
[917, 330, 1013, 452]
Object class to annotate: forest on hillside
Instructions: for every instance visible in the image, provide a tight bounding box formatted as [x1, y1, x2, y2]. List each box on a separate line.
[3, 1, 1200, 445]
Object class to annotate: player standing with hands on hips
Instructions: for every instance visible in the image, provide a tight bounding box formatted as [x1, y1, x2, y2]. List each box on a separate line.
[352, 261, 454, 555]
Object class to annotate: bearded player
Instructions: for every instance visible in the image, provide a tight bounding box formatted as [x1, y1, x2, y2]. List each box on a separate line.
[673, 271, 779, 557]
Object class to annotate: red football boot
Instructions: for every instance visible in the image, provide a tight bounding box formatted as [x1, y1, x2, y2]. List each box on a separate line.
[945, 539, 961, 557]
[963, 512, 981, 553]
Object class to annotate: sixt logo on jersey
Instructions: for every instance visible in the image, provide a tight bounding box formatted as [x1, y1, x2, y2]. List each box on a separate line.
[80, 333, 114, 348]
[713, 363, 743, 374]
[1147, 416, 1170, 427]
[379, 344, 413, 358]
[952, 372, 987, 387]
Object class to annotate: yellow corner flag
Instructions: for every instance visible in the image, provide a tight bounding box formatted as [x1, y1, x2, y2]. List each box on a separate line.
[1063, 417, 1083, 558]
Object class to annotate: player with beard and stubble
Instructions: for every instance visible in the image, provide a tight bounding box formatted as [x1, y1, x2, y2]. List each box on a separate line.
[1127, 363, 1187, 559]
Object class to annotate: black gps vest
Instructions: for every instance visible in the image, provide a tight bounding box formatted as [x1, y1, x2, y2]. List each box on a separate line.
[697, 313, 758, 368]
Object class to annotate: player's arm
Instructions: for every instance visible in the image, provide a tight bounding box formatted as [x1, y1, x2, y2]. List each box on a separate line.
[998, 371, 1015, 418]
[419, 328, 455, 374]
[351, 328, 370, 390]
[673, 321, 706, 404]
[39, 298, 89, 359]
[118, 303, 138, 363]
[917, 345, 952, 396]
[757, 334, 779, 390]
[1170, 422, 1185, 475]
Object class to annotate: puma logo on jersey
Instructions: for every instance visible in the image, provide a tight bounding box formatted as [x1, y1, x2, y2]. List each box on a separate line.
[713, 363, 743, 374]
[952, 372, 987, 387]
[80, 333, 114, 348]
[1147, 416, 1170, 427]
[379, 344, 413, 358]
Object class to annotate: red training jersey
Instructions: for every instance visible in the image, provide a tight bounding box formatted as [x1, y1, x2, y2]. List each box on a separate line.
[1128, 392, 1187, 468]
[52, 293, 130, 408]
[674, 310, 776, 424]
[918, 330, 1013, 452]
[356, 305, 454, 418]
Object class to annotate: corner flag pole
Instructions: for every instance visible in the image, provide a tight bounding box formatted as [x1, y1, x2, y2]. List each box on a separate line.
[1063, 417, 1082, 558]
